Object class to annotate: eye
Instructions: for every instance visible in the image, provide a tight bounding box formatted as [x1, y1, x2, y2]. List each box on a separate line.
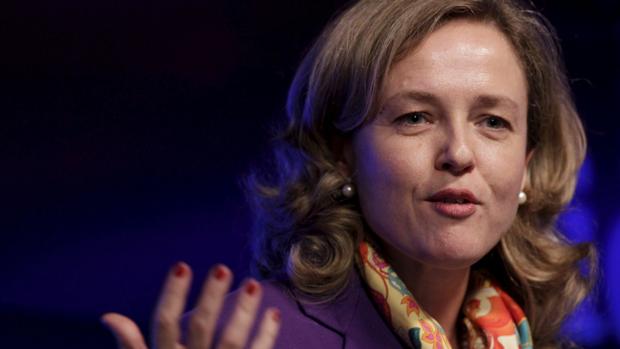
[396, 111, 430, 126]
[482, 115, 511, 130]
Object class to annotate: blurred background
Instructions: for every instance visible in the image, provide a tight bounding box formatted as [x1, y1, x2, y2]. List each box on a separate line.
[1, 0, 619, 347]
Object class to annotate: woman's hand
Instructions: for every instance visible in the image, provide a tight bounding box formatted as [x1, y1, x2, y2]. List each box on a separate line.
[101, 262, 281, 349]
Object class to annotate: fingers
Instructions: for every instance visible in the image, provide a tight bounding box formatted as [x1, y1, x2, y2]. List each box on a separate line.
[103, 263, 280, 349]
[101, 312, 148, 349]
[186, 264, 233, 349]
[249, 308, 281, 349]
[152, 261, 193, 349]
[216, 279, 263, 349]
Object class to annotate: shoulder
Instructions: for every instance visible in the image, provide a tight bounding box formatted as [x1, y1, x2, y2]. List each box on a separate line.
[181, 272, 402, 349]
[238, 279, 347, 348]
[182, 279, 343, 348]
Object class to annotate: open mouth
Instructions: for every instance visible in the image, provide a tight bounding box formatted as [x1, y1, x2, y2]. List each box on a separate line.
[436, 198, 471, 204]
[427, 188, 481, 205]
[426, 188, 480, 218]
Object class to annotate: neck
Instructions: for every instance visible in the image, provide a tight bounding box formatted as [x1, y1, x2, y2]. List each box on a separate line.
[384, 246, 471, 349]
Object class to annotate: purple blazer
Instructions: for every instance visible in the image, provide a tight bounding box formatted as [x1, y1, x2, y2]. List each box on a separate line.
[185, 271, 405, 348]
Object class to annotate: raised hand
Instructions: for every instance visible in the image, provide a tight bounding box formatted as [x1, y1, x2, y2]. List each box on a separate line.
[101, 262, 281, 349]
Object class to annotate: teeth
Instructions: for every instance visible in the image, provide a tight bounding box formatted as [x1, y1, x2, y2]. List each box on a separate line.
[442, 198, 467, 204]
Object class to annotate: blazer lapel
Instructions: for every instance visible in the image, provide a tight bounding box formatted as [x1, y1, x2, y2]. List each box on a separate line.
[295, 271, 404, 348]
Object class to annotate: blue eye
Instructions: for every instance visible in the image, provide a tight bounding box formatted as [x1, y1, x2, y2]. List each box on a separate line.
[484, 116, 509, 129]
[398, 112, 429, 125]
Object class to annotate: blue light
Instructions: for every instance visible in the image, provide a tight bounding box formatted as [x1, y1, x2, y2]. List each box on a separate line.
[575, 155, 594, 197]
[605, 215, 620, 343]
[557, 154, 596, 243]
[562, 297, 606, 346]
[557, 205, 596, 243]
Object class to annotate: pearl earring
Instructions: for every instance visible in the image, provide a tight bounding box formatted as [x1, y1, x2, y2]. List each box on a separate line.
[518, 191, 527, 204]
[341, 183, 355, 198]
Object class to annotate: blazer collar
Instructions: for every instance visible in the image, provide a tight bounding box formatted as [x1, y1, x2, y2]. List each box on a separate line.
[293, 269, 404, 348]
[292, 271, 363, 336]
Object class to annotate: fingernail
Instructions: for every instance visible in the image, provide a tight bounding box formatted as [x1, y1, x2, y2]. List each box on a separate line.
[213, 265, 227, 281]
[99, 314, 112, 328]
[271, 309, 281, 322]
[174, 262, 187, 277]
[245, 279, 258, 295]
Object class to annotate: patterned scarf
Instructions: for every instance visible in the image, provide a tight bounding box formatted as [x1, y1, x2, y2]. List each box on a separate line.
[359, 241, 533, 349]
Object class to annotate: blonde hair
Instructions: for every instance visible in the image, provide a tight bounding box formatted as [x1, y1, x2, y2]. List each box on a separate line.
[245, 0, 597, 347]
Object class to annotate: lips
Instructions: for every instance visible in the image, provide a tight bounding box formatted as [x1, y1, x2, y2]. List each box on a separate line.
[426, 188, 480, 218]
[427, 189, 481, 204]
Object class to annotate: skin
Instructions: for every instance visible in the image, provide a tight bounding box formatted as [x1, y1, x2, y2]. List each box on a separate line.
[101, 263, 281, 349]
[343, 19, 531, 347]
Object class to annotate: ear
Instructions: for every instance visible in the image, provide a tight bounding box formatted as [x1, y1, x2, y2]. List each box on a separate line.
[521, 148, 535, 190]
[330, 133, 354, 178]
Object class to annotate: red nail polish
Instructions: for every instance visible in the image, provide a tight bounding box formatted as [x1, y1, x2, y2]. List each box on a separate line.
[174, 263, 186, 277]
[245, 280, 257, 295]
[214, 265, 227, 280]
[271, 309, 281, 322]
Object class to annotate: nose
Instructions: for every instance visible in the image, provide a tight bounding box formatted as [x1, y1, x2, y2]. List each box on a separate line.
[434, 125, 475, 176]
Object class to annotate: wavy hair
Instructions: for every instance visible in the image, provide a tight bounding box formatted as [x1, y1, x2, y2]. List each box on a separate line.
[245, 0, 597, 347]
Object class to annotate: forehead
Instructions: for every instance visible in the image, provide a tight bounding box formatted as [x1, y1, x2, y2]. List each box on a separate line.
[379, 19, 527, 112]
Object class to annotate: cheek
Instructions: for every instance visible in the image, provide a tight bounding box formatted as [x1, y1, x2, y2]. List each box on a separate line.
[480, 139, 526, 183]
[355, 140, 405, 208]
[354, 133, 427, 199]
[352, 134, 431, 235]
[479, 146, 527, 221]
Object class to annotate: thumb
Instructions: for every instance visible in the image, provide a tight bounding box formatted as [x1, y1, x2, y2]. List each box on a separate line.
[101, 312, 149, 349]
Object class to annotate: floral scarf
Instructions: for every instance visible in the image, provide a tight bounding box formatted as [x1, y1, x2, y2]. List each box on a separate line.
[359, 241, 533, 349]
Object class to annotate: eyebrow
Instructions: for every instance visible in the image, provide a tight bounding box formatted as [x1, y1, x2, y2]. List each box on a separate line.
[385, 90, 441, 106]
[473, 94, 520, 112]
[382, 90, 520, 112]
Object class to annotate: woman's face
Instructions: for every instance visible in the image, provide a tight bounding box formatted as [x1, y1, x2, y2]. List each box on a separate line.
[347, 19, 530, 270]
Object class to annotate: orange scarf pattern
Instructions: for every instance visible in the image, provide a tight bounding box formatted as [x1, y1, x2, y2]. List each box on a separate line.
[359, 241, 533, 349]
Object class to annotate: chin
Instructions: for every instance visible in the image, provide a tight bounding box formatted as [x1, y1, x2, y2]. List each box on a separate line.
[415, 243, 492, 270]
[418, 254, 482, 270]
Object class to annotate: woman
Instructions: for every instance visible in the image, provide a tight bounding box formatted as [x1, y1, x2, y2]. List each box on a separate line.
[102, 0, 597, 348]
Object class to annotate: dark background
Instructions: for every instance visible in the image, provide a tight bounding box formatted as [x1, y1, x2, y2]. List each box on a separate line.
[1, 0, 619, 347]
